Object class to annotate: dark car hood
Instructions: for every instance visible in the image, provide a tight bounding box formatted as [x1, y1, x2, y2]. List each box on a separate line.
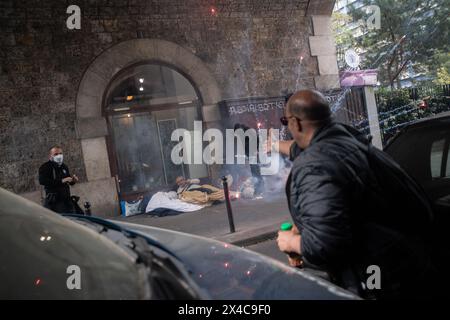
[114, 221, 359, 300]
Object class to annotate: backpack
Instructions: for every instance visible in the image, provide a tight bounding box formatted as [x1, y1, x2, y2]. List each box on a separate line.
[339, 125, 439, 298]
[342, 124, 434, 236]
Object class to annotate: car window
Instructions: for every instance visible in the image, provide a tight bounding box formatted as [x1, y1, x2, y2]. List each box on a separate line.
[430, 139, 445, 178]
[385, 122, 450, 204]
[386, 125, 450, 183]
[386, 127, 434, 182]
[446, 147, 450, 178]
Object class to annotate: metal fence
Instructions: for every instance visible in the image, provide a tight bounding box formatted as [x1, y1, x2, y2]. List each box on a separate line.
[328, 84, 449, 145]
[375, 84, 450, 104]
[334, 87, 368, 126]
[374, 83, 450, 144]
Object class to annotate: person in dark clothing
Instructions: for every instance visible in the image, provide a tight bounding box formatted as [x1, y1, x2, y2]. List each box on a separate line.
[276, 89, 438, 299]
[234, 123, 264, 195]
[39, 146, 79, 214]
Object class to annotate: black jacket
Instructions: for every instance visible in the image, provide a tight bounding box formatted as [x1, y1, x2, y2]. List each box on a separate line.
[287, 120, 436, 298]
[39, 161, 73, 201]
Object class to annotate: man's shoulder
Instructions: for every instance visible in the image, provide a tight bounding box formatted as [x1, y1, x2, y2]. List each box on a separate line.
[39, 161, 52, 170]
[291, 150, 335, 179]
[291, 140, 357, 180]
[292, 142, 336, 167]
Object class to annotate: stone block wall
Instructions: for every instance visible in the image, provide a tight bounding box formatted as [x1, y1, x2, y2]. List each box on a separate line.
[0, 0, 336, 212]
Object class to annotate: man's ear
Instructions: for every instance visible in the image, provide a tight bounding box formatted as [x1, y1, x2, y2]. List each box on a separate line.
[295, 119, 302, 132]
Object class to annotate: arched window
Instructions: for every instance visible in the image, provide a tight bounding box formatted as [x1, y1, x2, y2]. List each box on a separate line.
[104, 63, 208, 198]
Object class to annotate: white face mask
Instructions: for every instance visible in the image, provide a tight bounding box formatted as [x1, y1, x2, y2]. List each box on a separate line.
[52, 154, 64, 165]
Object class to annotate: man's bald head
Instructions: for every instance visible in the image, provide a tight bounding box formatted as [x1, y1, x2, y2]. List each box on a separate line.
[287, 89, 331, 123]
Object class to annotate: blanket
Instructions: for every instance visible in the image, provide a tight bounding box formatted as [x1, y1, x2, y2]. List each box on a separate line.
[180, 184, 225, 205]
[145, 191, 208, 213]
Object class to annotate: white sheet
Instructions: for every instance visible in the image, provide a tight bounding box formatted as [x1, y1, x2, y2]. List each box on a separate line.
[145, 191, 206, 213]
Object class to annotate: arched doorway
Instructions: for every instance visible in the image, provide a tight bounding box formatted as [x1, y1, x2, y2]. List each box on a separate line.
[74, 39, 222, 213]
[104, 62, 208, 198]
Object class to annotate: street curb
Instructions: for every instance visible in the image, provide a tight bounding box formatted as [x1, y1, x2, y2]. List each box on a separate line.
[213, 224, 280, 247]
[231, 231, 277, 247]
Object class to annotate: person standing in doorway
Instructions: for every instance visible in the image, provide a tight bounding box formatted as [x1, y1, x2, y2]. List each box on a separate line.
[234, 123, 265, 196]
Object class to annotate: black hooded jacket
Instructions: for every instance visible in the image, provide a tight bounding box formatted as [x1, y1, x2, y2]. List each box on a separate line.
[39, 160, 73, 201]
[287, 120, 436, 298]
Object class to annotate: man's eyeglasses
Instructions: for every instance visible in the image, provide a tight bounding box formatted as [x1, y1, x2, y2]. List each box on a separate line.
[280, 116, 301, 126]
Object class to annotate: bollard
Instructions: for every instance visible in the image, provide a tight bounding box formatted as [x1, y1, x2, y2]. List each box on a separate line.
[222, 176, 236, 233]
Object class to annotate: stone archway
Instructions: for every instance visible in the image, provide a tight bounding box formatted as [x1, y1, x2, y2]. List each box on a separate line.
[74, 39, 222, 216]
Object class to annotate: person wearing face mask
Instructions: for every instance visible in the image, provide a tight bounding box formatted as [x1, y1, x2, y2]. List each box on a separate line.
[39, 145, 79, 213]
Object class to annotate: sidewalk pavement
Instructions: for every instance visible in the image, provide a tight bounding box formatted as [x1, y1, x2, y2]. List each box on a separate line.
[110, 192, 291, 247]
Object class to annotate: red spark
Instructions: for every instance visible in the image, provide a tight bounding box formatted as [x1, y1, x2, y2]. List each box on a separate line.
[35, 278, 42, 286]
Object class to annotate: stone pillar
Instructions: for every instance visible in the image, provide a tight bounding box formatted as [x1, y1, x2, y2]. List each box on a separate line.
[201, 104, 223, 184]
[309, 15, 340, 91]
[364, 86, 383, 149]
[75, 73, 119, 217]
[74, 117, 119, 217]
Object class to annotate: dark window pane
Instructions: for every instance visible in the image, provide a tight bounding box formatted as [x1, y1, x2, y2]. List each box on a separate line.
[157, 119, 184, 184]
[446, 147, 450, 178]
[111, 113, 165, 193]
[387, 126, 449, 183]
[105, 64, 207, 196]
[430, 138, 445, 178]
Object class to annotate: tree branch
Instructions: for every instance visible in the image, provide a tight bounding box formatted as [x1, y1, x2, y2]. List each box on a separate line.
[392, 58, 412, 82]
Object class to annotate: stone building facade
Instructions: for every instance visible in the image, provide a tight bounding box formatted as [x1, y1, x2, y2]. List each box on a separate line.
[0, 0, 339, 216]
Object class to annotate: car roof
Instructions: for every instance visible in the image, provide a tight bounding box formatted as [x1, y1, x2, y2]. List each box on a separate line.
[384, 112, 450, 150]
[404, 111, 450, 128]
[0, 187, 359, 300]
[0, 187, 149, 299]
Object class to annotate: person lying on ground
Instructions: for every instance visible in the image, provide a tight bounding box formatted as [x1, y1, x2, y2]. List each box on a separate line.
[175, 176, 201, 195]
[174, 176, 238, 205]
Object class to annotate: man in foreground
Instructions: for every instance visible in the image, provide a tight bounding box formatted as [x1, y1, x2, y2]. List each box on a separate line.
[276, 89, 437, 299]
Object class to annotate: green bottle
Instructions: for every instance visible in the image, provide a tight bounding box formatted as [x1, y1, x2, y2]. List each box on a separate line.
[280, 222, 293, 231]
